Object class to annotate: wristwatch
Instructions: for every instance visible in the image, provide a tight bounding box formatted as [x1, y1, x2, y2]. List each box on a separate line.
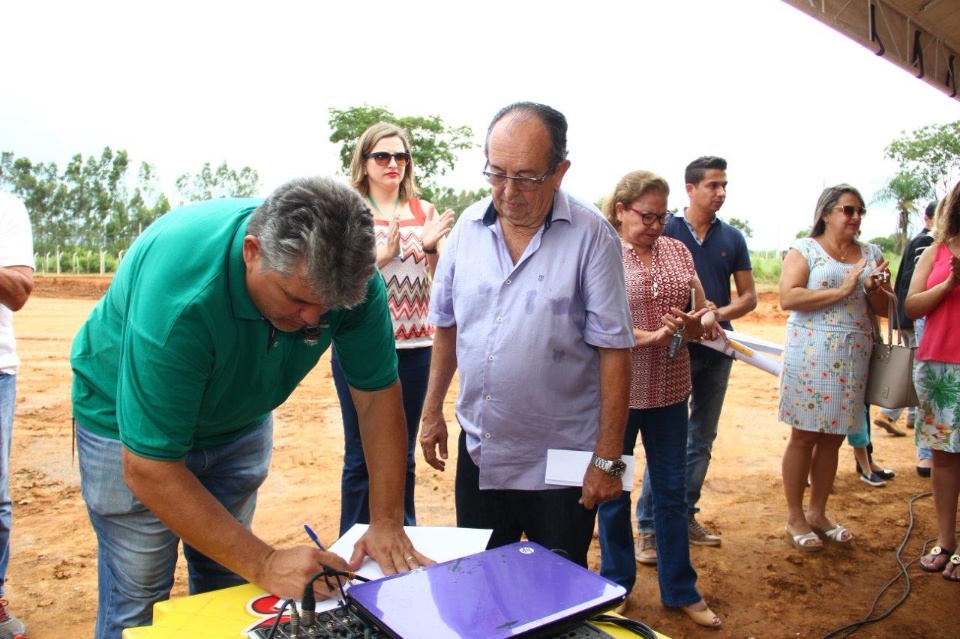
[590, 453, 627, 478]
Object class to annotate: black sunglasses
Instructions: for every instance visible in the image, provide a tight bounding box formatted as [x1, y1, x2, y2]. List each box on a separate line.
[364, 151, 411, 167]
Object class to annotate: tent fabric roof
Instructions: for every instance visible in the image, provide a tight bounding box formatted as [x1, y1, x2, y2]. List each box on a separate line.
[783, 0, 960, 102]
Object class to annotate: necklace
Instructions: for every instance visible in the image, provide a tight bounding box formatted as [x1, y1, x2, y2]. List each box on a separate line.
[823, 238, 852, 262]
[630, 244, 660, 297]
[367, 194, 401, 218]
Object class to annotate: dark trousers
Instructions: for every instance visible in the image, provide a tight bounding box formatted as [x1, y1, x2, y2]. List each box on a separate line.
[454, 430, 597, 567]
[332, 346, 431, 536]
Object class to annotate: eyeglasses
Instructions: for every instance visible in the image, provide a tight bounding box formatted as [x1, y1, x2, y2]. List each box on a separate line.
[834, 205, 867, 218]
[482, 168, 553, 192]
[364, 152, 411, 167]
[626, 207, 672, 227]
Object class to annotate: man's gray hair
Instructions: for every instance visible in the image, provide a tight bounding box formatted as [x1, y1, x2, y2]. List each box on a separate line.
[247, 176, 376, 309]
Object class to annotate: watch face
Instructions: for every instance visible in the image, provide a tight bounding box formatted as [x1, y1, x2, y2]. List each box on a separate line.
[593, 454, 627, 477]
[609, 460, 627, 477]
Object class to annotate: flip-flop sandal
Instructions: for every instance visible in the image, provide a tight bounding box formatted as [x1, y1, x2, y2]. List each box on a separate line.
[921, 546, 956, 573]
[785, 526, 823, 552]
[811, 523, 853, 545]
[942, 554, 960, 582]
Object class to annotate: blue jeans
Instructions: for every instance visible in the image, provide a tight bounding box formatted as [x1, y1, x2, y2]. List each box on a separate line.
[0, 374, 16, 596]
[637, 353, 732, 527]
[77, 417, 272, 639]
[332, 347, 429, 536]
[598, 401, 700, 606]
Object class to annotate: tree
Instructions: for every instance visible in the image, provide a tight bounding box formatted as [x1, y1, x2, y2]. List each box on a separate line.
[126, 162, 171, 242]
[728, 217, 753, 239]
[885, 120, 960, 196]
[431, 186, 490, 219]
[867, 234, 898, 254]
[2, 148, 243, 266]
[328, 105, 475, 202]
[872, 171, 933, 252]
[175, 161, 260, 205]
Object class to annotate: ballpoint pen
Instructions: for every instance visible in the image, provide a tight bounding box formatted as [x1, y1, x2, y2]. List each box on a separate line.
[303, 524, 327, 551]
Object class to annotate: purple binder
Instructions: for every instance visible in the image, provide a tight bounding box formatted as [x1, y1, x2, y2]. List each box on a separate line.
[346, 541, 627, 638]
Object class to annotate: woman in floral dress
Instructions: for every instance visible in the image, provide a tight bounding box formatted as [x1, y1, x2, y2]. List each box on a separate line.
[906, 180, 960, 581]
[778, 184, 891, 551]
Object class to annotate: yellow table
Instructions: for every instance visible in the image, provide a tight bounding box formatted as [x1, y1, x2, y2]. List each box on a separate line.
[123, 583, 667, 638]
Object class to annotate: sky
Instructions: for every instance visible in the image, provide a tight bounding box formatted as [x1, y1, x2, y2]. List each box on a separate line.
[3, 0, 960, 250]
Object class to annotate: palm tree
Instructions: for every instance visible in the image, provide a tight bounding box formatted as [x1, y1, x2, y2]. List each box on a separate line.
[873, 172, 933, 252]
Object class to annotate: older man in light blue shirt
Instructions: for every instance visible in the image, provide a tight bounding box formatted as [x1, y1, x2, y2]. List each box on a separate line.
[419, 102, 634, 566]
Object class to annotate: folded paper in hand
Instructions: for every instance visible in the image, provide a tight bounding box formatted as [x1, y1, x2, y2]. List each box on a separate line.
[545, 449, 634, 491]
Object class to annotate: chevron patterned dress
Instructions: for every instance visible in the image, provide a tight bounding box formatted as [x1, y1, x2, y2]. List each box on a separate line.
[374, 198, 435, 349]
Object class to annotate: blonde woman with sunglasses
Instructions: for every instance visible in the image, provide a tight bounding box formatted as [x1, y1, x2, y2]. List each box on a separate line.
[333, 121, 454, 536]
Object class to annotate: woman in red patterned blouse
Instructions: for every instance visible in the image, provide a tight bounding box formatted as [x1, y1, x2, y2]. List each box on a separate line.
[596, 170, 721, 629]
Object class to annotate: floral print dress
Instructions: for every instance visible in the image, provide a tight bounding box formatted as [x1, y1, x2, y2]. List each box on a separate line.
[778, 238, 882, 434]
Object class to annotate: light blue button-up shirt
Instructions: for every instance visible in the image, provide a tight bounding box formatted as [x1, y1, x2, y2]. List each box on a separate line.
[428, 190, 634, 490]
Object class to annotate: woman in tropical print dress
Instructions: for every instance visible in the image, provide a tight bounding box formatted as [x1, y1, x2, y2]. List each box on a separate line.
[906, 179, 960, 582]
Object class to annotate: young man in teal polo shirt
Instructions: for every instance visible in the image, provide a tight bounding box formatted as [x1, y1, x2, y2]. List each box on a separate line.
[71, 177, 427, 639]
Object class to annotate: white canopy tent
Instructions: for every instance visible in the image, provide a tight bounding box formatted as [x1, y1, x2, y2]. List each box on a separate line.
[783, 0, 960, 102]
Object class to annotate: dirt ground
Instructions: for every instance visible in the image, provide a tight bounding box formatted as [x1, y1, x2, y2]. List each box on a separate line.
[8, 275, 953, 638]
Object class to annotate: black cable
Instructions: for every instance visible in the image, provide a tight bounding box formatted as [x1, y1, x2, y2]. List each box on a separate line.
[821, 491, 933, 639]
[590, 613, 657, 639]
[264, 598, 293, 639]
[298, 566, 371, 630]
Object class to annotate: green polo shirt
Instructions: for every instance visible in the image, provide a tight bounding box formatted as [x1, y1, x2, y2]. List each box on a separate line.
[71, 198, 397, 461]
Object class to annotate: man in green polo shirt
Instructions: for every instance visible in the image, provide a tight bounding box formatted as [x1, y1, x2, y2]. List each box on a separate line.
[71, 177, 426, 639]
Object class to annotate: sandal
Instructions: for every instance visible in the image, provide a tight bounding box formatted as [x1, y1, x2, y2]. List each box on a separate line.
[811, 523, 853, 545]
[921, 546, 956, 573]
[680, 602, 722, 628]
[785, 526, 823, 552]
[944, 554, 960, 582]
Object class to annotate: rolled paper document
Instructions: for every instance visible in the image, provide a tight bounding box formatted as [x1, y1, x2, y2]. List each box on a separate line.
[723, 330, 784, 356]
[726, 340, 754, 358]
[701, 334, 782, 376]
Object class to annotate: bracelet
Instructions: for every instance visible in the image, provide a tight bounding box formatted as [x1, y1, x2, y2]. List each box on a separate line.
[422, 245, 438, 254]
[863, 284, 880, 295]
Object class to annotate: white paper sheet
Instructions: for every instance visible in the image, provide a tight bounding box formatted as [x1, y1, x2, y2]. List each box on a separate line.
[544, 449, 635, 491]
[281, 524, 493, 613]
[329, 524, 493, 580]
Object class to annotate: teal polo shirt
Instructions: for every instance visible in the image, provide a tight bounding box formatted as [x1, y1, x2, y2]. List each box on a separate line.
[71, 198, 397, 461]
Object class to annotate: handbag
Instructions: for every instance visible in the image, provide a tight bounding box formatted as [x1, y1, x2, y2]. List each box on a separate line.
[865, 289, 919, 409]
